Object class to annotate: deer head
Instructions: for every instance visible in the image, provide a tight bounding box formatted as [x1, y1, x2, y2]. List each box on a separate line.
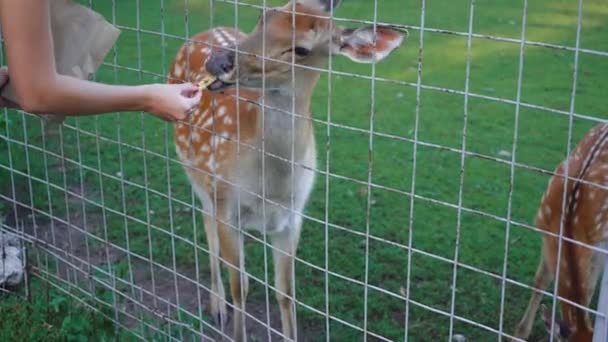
[205, 0, 407, 91]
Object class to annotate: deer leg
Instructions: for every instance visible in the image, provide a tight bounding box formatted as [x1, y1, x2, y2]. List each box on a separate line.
[271, 218, 302, 341]
[189, 171, 229, 331]
[218, 220, 248, 342]
[514, 251, 553, 339]
[202, 211, 228, 329]
[579, 248, 602, 335]
[587, 248, 604, 306]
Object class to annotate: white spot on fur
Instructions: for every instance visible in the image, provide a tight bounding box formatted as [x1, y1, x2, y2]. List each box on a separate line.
[211, 135, 221, 148]
[223, 115, 233, 125]
[596, 212, 604, 225]
[217, 29, 237, 47]
[191, 132, 201, 143]
[213, 29, 229, 47]
[175, 146, 188, 162]
[217, 106, 227, 117]
[543, 205, 552, 217]
[174, 64, 184, 78]
[205, 155, 216, 172]
[222, 29, 237, 44]
[176, 48, 185, 62]
[200, 144, 210, 153]
[537, 210, 544, 222]
[194, 110, 208, 126]
[201, 115, 215, 129]
[218, 131, 231, 141]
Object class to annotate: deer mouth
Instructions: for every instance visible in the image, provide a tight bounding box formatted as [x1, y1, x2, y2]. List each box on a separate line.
[207, 78, 234, 92]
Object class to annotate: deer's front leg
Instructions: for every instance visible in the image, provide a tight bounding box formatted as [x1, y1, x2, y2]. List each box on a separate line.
[271, 218, 302, 341]
[218, 220, 248, 342]
[202, 211, 228, 330]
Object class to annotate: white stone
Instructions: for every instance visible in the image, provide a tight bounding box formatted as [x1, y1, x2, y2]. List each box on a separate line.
[0, 231, 24, 287]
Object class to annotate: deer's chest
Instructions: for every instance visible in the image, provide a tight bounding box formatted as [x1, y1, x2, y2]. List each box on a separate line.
[229, 132, 317, 234]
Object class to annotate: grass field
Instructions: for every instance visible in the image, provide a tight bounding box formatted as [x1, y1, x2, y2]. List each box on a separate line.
[1, 0, 608, 340]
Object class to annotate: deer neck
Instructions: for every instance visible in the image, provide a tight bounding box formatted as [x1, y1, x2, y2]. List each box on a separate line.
[257, 70, 319, 158]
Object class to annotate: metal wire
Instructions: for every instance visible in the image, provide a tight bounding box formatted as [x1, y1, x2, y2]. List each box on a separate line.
[497, 0, 528, 339]
[0, 0, 607, 341]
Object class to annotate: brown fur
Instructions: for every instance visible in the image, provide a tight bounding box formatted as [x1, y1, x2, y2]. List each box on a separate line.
[514, 123, 608, 341]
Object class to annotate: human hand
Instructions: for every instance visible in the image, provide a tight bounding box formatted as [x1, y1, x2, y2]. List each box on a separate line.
[0, 66, 21, 109]
[143, 83, 203, 122]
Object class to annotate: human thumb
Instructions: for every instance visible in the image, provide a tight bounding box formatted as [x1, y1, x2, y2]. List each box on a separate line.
[184, 89, 203, 107]
[179, 82, 201, 98]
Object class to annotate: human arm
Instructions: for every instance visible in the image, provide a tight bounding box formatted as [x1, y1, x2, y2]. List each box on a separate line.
[0, 0, 201, 121]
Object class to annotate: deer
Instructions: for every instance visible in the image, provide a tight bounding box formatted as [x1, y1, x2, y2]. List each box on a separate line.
[168, 1, 406, 340]
[513, 122, 608, 341]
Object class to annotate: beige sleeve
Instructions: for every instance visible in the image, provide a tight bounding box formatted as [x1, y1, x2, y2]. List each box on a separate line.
[1, 0, 121, 122]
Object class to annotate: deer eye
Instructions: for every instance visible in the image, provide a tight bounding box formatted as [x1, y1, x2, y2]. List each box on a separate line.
[284, 46, 310, 57]
[294, 47, 311, 56]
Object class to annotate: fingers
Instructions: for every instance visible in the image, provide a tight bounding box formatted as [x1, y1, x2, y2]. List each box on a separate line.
[184, 88, 203, 108]
[146, 83, 203, 123]
[0, 66, 19, 109]
[179, 82, 202, 98]
[1, 97, 19, 109]
[179, 83, 202, 121]
[0, 66, 9, 89]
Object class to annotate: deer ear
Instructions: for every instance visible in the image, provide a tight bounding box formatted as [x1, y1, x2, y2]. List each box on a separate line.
[297, 0, 341, 12]
[336, 26, 407, 63]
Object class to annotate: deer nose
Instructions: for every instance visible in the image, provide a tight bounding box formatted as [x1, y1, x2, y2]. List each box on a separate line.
[206, 50, 235, 76]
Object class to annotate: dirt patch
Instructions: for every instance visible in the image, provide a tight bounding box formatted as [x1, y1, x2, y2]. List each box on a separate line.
[1, 192, 321, 341]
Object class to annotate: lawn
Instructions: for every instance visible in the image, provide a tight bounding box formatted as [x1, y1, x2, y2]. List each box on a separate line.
[1, 0, 607, 340]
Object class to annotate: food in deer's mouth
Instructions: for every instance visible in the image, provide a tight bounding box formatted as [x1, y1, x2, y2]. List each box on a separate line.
[207, 78, 231, 91]
[198, 75, 217, 89]
[198, 74, 231, 91]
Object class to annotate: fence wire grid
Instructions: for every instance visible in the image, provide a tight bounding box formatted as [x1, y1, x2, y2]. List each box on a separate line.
[1, 0, 608, 341]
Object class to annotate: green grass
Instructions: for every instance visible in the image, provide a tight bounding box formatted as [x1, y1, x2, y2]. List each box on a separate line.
[0, 275, 205, 342]
[0, 278, 116, 342]
[1, 0, 607, 340]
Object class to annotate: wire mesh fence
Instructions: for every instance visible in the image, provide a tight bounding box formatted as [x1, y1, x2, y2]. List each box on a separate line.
[1, 0, 607, 341]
